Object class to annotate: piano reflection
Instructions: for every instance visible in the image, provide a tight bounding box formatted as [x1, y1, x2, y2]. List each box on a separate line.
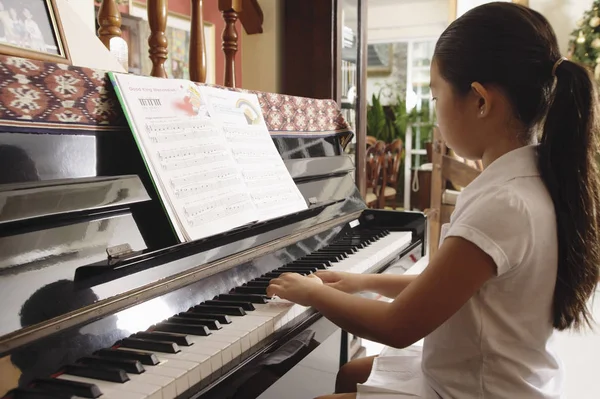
[0, 55, 426, 399]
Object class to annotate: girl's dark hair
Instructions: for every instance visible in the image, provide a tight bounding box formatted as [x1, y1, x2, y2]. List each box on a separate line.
[434, 2, 600, 330]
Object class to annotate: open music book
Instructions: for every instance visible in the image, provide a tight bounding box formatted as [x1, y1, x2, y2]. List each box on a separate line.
[109, 73, 308, 242]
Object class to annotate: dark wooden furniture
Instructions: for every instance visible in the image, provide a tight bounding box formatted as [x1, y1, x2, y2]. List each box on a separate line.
[281, 0, 369, 198]
[96, 0, 263, 86]
[429, 127, 481, 255]
[380, 139, 404, 209]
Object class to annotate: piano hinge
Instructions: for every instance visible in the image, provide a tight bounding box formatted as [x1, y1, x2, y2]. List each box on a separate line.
[308, 197, 318, 206]
[106, 244, 141, 265]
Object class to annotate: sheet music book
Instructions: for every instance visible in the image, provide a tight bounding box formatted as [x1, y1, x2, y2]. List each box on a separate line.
[108, 72, 308, 242]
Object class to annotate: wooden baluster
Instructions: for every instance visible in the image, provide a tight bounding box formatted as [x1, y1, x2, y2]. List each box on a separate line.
[148, 0, 169, 78]
[97, 0, 122, 49]
[190, 0, 207, 83]
[219, 0, 242, 88]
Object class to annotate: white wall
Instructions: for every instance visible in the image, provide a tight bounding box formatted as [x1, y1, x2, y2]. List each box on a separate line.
[241, 0, 282, 93]
[368, 0, 448, 43]
[64, 0, 95, 33]
[56, 0, 126, 72]
[454, 0, 588, 55]
[530, 0, 590, 54]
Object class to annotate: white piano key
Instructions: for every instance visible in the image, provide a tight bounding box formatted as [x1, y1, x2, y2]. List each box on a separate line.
[128, 372, 177, 399]
[58, 373, 162, 399]
[142, 363, 189, 396]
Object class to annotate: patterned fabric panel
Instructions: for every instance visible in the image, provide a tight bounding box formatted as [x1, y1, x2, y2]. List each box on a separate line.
[0, 55, 351, 139]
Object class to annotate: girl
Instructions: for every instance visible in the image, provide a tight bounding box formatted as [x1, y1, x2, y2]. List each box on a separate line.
[267, 3, 600, 398]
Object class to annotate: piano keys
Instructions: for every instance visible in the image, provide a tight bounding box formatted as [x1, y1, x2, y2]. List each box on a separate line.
[0, 55, 426, 399]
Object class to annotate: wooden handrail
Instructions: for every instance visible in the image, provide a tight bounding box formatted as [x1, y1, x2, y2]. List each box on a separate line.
[219, 0, 241, 88]
[189, 0, 207, 83]
[239, 0, 264, 34]
[148, 0, 168, 78]
[97, 0, 122, 49]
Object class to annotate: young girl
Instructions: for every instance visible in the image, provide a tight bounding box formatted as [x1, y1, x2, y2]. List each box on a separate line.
[267, 3, 600, 398]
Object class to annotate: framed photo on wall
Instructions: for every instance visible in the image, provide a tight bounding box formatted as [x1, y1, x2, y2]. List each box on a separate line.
[0, 0, 70, 64]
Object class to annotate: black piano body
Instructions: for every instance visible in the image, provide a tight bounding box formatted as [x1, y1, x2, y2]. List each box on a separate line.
[0, 56, 426, 399]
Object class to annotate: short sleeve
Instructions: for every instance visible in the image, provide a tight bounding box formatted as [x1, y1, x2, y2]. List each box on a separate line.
[443, 187, 532, 276]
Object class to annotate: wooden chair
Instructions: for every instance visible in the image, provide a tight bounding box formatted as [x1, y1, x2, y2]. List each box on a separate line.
[365, 144, 385, 208]
[366, 135, 377, 148]
[428, 127, 481, 255]
[378, 139, 403, 209]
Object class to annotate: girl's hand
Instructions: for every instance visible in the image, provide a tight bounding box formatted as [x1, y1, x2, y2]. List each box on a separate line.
[266, 273, 323, 306]
[314, 270, 363, 294]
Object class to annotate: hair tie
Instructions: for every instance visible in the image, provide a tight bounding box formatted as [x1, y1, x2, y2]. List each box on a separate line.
[552, 57, 568, 77]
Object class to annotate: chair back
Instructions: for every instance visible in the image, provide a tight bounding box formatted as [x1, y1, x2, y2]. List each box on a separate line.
[384, 139, 403, 187]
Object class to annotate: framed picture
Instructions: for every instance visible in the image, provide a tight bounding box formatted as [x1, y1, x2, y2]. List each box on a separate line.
[367, 43, 393, 76]
[0, 0, 70, 64]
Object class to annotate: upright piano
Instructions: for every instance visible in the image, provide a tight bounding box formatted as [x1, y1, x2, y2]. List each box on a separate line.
[0, 56, 426, 399]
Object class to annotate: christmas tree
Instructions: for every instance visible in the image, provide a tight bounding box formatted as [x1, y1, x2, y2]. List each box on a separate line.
[568, 1, 600, 80]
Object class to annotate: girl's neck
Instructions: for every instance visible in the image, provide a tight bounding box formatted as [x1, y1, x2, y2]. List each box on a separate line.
[480, 135, 535, 169]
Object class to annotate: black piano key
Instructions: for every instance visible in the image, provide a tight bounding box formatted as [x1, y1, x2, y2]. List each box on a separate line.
[186, 311, 231, 324]
[203, 300, 255, 311]
[245, 280, 269, 287]
[326, 245, 358, 253]
[293, 260, 332, 267]
[289, 262, 328, 269]
[302, 255, 342, 262]
[233, 286, 266, 295]
[94, 348, 159, 365]
[32, 377, 102, 398]
[169, 316, 222, 330]
[9, 388, 75, 399]
[252, 277, 273, 283]
[132, 331, 193, 346]
[279, 265, 319, 272]
[63, 364, 129, 383]
[194, 304, 246, 316]
[315, 250, 348, 258]
[277, 267, 317, 274]
[263, 273, 283, 279]
[119, 337, 180, 354]
[154, 322, 211, 336]
[217, 293, 267, 304]
[174, 312, 223, 330]
[78, 355, 144, 374]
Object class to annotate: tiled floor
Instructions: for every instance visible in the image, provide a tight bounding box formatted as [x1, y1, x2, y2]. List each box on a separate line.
[362, 256, 600, 398]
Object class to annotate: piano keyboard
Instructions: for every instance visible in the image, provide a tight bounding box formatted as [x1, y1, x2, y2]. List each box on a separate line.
[6, 229, 412, 399]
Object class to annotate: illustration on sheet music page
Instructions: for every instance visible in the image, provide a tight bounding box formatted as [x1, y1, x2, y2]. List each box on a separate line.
[109, 72, 307, 242]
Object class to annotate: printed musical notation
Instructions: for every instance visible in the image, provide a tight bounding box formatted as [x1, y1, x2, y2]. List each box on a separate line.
[201, 86, 308, 222]
[110, 73, 308, 241]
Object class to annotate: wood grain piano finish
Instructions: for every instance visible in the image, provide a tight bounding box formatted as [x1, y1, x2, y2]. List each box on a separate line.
[0, 57, 425, 399]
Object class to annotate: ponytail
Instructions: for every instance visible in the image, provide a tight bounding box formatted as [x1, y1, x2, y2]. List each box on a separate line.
[539, 60, 600, 330]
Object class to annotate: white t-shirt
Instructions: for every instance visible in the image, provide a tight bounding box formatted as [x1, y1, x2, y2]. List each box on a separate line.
[422, 145, 563, 398]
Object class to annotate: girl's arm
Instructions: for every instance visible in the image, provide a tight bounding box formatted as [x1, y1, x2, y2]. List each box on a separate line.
[315, 270, 417, 299]
[267, 236, 496, 348]
[361, 274, 418, 298]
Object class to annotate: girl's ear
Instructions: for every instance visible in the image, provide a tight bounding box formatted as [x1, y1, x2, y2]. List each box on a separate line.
[470, 82, 491, 118]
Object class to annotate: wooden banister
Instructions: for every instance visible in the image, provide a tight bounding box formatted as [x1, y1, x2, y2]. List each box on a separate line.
[97, 0, 122, 49]
[239, 0, 264, 34]
[219, 0, 241, 88]
[190, 0, 207, 83]
[148, 0, 169, 78]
